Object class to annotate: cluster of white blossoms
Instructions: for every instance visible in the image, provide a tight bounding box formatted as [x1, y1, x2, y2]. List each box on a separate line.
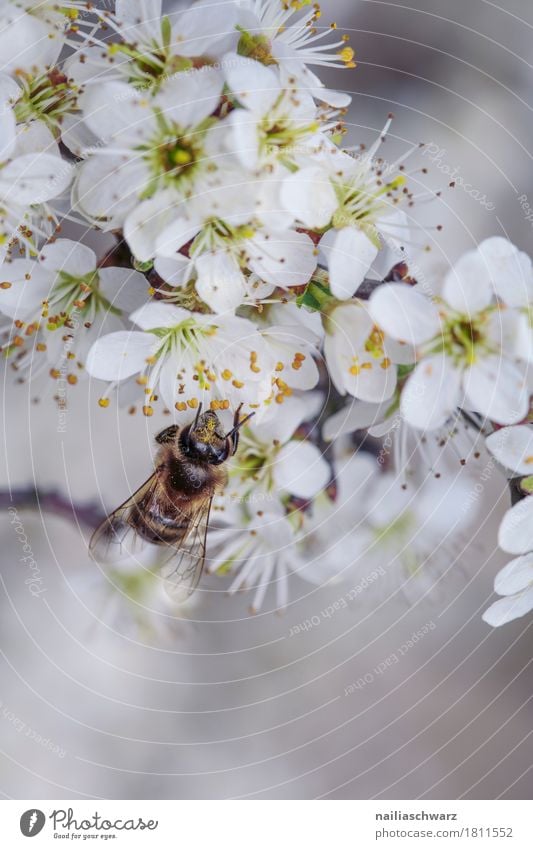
[2, 0, 533, 626]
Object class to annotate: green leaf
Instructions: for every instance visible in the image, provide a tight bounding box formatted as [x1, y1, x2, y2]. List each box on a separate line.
[296, 278, 333, 312]
[397, 363, 416, 380]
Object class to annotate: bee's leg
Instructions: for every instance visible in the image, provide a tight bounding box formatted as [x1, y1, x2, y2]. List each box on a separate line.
[228, 405, 255, 455]
[231, 404, 244, 454]
[155, 425, 179, 445]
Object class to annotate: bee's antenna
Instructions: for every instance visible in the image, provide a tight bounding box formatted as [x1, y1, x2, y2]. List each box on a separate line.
[193, 401, 203, 429]
[225, 410, 255, 439]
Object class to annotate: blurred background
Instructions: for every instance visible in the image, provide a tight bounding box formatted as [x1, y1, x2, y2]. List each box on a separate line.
[1, 0, 532, 800]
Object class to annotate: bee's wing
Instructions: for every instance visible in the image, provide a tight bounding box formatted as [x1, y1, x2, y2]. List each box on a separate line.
[160, 496, 213, 603]
[89, 472, 160, 564]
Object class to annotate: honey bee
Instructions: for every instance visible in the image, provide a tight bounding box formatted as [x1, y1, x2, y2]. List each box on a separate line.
[90, 404, 254, 601]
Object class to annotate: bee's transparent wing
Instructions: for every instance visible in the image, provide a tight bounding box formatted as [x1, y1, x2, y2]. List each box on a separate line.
[160, 497, 213, 603]
[89, 473, 160, 564]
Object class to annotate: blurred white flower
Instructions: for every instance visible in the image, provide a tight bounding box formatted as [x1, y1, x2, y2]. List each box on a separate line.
[307, 452, 472, 601]
[208, 508, 304, 612]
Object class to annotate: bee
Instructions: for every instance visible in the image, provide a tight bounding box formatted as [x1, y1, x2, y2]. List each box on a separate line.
[90, 403, 254, 601]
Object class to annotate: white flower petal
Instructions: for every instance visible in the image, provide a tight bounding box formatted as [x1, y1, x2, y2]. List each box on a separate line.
[0, 103, 16, 159]
[153, 254, 191, 288]
[156, 67, 224, 127]
[323, 399, 392, 442]
[280, 166, 337, 228]
[482, 587, 533, 626]
[15, 120, 58, 156]
[130, 302, 191, 330]
[195, 251, 246, 313]
[79, 82, 153, 143]
[0, 261, 51, 319]
[224, 53, 281, 114]
[39, 239, 96, 277]
[320, 227, 378, 300]
[99, 268, 150, 314]
[226, 109, 261, 170]
[274, 441, 330, 498]
[369, 283, 441, 346]
[75, 156, 150, 228]
[124, 192, 178, 262]
[86, 331, 156, 381]
[486, 425, 533, 475]
[493, 554, 533, 596]
[401, 355, 461, 430]
[443, 249, 493, 314]
[156, 215, 201, 257]
[463, 356, 529, 425]
[247, 229, 316, 288]
[478, 237, 533, 307]
[0, 154, 72, 203]
[498, 497, 533, 555]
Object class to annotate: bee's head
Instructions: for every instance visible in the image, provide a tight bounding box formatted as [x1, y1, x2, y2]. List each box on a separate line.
[180, 410, 229, 465]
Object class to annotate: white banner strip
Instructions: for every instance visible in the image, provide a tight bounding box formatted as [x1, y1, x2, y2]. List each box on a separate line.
[0, 800, 531, 847]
